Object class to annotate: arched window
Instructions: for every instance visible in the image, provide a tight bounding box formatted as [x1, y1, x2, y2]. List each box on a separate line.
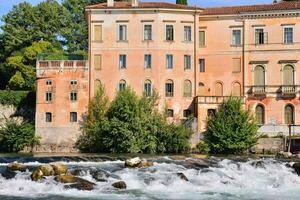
[183, 80, 192, 97]
[254, 65, 265, 86]
[285, 104, 294, 125]
[144, 79, 152, 96]
[283, 65, 294, 86]
[215, 82, 223, 96]
[232, 82, 241, 96]
[198, 82, 205, 96]
[255, 104, 265, 125]
[94, 79, 101, 94]
[119, 79, 126, 91]
[165, 79, 174, 97]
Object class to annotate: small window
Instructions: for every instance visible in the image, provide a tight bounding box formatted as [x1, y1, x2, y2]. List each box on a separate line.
[232, 29, 242, 46]
[46, 80, 52, 85]
[255, 28, 267, 44]
[215, 82, 223, 96]
[70, 80, 77, 85]
[166, 54, 173, 69]
[184, 26, 192, 42]
[119, 54, 127, 69]
[45, 112, 52, 123]
[183, 80, 192, 97]
[255, 105, 265, 125]
[166, 25, 174, 41]
[199, 59, 205, 72]
[199, 31, 205, 46]
[46, 92, 52, 102]
[119, 79, 126, 91]
[285, 105, 294, 125]
[118, 25, 127, 41]
[165, 79, 174, 97]
[232, 58, 241, 73]
[94, 54, 102, 70]
[207, 109, 216, 117]
[284, 27, 293, 44]
[167, 109, 174, 117]
[144, 79, 152, 96]
[94, 25, 102, 41]
[70, 112, 78, 123]
[183, 109, 192, 118]
[70, 91, 77, 101]
[144, 25, 152, 40]
[184, 55, 191, 70]
[144, 54, 152, 69]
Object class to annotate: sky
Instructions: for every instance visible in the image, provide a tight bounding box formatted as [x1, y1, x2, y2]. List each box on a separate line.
[0, 0, 273, 23]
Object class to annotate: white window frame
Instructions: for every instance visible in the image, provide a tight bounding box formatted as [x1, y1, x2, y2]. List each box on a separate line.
[184, 55, 191, 70]
[118, 24, 127, 41]
[119, 54, 127, 69]
[184, 26, 192, 42]
[143, 24, 152, 41]
[165, 25, 174, 41]
[144, 54, 152, 69]
[166, 54, 173, 69]
[231, 29, 242, 46]
[254, 28, 266, 45]
[283, 26, 294, 44]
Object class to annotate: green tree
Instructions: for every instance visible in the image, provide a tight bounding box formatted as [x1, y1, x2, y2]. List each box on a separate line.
[205, 97, 258, 154]
[176, 0, 188, 5]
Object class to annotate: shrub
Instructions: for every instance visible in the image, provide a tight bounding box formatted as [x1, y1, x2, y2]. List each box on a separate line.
[193, 140, 210, 154]
[205, 97, 258, 154]
[0, 119, 39, 152]
[0, 90, 35, 107]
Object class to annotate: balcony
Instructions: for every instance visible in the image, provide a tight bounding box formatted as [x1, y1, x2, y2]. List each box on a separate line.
[197, 96, 246, 104]
[248, 86, 266, 98]
[280, 85, 296, 98]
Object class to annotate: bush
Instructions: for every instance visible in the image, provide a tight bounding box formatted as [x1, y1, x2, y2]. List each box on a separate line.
[0, 119, 39, 152]
[205, 97, 258, 154]
[193, 140, 210, 154]
[0, 90, 35, 107]
[77, 86, 192, 154]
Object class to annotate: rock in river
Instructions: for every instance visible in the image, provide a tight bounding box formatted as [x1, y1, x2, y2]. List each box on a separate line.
[51, 163, 67, 175]
[112, 181, 127, 189]
[176, 172, 189, 181]
[292, 162, 300, 176]
[125, 157, 142, 168]
[31, 169, 44, 181]
[38, 164, 55, 176]
[7, 162, 26, 172]
[65, 181, 95, 191]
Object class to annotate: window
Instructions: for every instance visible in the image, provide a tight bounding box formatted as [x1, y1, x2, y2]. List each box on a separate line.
[198, 82, 205, 96]
[165, 79, 174, 97]
[199, 59, 205, 72]
[119, 79, 126, 91]
[183, 80, 192, 97]
[199, 31, 205, 46]
[232, 29, 241, 46]
[184, 55, 191, 70]
[232, 58, 241, 73]
[183, 109, 192, 118]
[144, 54, 152, 69]
[70, 112, 78, 123]
[255, 28, 267, 44]
[46, 80, 52, 85]
[285, 105, 294, 125]
[166, 54, 173, 69]
[144, 25, 152, 40]
[166, 25, 174, 41]
[70, 80, 77, 85]
[207, 109, 216, 117]
[184, 26, 192, 42]
[232, 82, 241, 96]
[167, 109, 174, 117]
[254, 65, 265, 86]
[215, 82, 223, 96]
[70, 91, 77, 101]
[284, 27, 293, 44]
[119, 54, 127, 69]
[94, 55, 102, 70]
[94, 25, 102, 41]
[46, 92, 52, 102]
[94, 79, 101, 94]
[283, 65, 294, 86]
[45, 112, 52, 123]
[255, 105, 265, 125]
[118, 25, 127, 41]
[144, 79, 152, 96]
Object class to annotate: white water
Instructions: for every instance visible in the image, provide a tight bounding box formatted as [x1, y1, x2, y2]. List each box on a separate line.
[0, 158, 299, 200]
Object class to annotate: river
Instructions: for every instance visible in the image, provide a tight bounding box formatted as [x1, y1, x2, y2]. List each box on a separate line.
[0, 154, 299, 200]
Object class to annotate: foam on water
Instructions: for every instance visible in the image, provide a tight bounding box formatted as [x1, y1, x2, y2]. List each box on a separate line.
[0, 158, 299, 200]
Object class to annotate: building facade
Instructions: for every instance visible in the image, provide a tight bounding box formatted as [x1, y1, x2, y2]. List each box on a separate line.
[36, 0, 300, 151]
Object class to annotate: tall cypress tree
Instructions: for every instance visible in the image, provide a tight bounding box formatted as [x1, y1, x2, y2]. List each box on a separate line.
[176, 0, 187, 5]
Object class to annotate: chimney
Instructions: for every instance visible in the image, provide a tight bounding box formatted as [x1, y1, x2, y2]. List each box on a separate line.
[107, 0, 114, 7]
[132, 0, 139, 7]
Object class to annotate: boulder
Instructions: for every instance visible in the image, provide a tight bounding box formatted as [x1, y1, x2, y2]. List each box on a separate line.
[278, 151, 292, 159]
[112, 181, 127, 189]
[139, 159, 154, 168]
[7, 163, 26, 172]
[176, 172, 189, 181]
[55, 175, 78, 183]
[51, 163, 67, 175]
[1, 170, 17, 179]
[31, 169, 44, 181]
[292, 162, 300, 176]
[55, 174, 96, 190]
[125, 157, 142, 168]
[65, 181, 95, 191]
[38, 164, 55, 176]
[91, 170, 110, 182]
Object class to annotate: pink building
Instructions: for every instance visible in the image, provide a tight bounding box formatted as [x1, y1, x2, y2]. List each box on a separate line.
[36, 0, 300, 151]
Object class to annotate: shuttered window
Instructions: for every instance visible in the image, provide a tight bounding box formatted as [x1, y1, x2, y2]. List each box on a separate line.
[215, 82, 223, 96]
[255, 105, 265, 125]
[233, 58, 241, 73]
[285, 105, 294, 125]
[165, 79, 174, 97]
[94, 25, 102, 41]
[198, 82, 205, 96]
[94, 55, 102, 70]
[283, 65, 294, 86]
[254, 65, 265, 86]
[199, 31, 205, 46]
[183, 80, 192, 97]
[232, 82, 241, 96]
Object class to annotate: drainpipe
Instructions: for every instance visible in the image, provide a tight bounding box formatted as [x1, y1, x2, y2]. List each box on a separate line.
[87, 9, 92, 102]
[193, 7, 198, 118]
[242, 17, 245, 97]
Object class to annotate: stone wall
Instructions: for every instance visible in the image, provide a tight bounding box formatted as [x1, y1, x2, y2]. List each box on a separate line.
[252, 138, 285, 154]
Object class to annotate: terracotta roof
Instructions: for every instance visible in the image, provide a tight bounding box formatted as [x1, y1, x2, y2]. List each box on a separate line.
[201, 0, 300, 15]
[86, 1, 202, 10]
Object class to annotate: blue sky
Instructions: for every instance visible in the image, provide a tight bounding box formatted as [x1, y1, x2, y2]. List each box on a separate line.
[0, 0, 273, 21]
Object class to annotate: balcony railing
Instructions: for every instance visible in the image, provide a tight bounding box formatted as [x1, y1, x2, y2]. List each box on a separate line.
[252, 86, 266, 95]
[197, 96, 246, 104]
[281, 85, 296, 94]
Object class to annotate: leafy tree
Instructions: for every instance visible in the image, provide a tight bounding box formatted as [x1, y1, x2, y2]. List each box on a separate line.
[205, 97, 258, 154]
[0, 119, 39, 152]
[176, 0, 188, 5]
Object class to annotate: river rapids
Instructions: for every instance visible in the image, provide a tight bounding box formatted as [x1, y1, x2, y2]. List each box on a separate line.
[0, 156, 299, 200]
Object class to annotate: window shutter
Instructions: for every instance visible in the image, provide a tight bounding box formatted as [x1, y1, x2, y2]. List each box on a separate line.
[283, 65, 294, 85]
[232, 58, 241, 73]
[199, 31, 205, 46]
[94, 25, 102, 41]
[215, 82, 223, 96]
[94, 55, 102, 70]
